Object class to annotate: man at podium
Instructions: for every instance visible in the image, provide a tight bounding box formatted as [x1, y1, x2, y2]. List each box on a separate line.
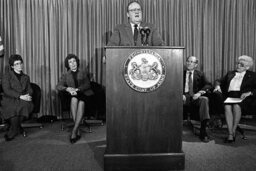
[107, 1, 165, 46]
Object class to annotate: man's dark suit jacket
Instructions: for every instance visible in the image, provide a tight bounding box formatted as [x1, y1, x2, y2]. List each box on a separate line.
[56, 69, 94, 96]
[107, 22, 165, 46]
[183, 70, 212, 95]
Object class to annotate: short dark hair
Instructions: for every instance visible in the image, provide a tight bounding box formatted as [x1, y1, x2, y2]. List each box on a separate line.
[9, 54, 23, 67]
[64, 54, 80, 70]
[126, 1, 142, 12]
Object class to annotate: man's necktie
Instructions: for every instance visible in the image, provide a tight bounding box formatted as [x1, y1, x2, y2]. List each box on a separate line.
[134, 24, 138, 45]
[188, 71, 194, 96]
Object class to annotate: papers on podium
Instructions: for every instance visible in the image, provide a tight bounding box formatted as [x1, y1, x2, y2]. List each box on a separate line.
[224, 97, 243, 103]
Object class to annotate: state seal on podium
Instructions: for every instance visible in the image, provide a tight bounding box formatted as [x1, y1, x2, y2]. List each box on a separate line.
[123, 49, 166, 93]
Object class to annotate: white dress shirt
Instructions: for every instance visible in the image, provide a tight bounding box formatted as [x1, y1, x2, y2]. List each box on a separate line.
[185, 70, 194, 93]
[130, 23, 140, 34]
[228, 71, 246, 92]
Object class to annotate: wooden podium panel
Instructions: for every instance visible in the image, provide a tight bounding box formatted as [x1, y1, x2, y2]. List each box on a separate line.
[104, 46, 185, 170]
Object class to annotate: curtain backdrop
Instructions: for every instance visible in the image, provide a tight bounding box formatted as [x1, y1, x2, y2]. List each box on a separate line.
[0, 0, 256, 117]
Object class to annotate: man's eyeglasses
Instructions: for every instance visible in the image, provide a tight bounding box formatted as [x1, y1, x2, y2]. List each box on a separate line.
[186, 60, 197, 64]
[129, 8, 142, 12]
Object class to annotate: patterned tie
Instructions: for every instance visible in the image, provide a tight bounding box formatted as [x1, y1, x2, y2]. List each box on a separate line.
[188, 71, 194, 96]
[134, 24, 138, 45]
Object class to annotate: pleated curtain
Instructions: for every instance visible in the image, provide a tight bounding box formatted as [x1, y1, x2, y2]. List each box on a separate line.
[0, 0, 255, 117]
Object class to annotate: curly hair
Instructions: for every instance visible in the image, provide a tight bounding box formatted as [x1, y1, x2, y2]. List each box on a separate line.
[9, 54, 23, 68]
[64, 54, 80, 70]
[238, 55, 254, 69]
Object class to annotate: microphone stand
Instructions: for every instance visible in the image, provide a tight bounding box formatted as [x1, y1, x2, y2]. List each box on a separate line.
[140, 27, 146, 46]
[144, 27, 151, 46]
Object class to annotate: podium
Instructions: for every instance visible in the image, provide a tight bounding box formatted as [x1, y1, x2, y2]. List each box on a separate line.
[104, 46, 185, 171]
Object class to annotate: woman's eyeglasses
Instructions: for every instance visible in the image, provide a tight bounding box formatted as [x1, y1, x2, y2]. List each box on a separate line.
[236, 62, 245, 67]
[13, 62, 23, 66]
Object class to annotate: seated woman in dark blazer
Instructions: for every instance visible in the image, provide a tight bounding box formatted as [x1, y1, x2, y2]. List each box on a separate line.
[57, 54, 94, 144]
[214, 55, 256, 143]
[1, 54, 34, 141]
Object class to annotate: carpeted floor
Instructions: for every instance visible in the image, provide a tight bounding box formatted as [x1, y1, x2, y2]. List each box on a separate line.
[0, 120, 256, 171]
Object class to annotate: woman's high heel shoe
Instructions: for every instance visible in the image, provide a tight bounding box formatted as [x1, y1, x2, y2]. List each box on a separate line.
[224, 134, 234, 143]
[70, 136, 77, 144]
[70, 132, 77, 144]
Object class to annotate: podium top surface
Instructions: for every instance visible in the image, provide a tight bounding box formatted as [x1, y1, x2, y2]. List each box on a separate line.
[105, 46, 185, 49]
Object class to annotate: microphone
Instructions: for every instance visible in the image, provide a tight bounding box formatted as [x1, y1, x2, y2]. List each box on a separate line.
[139, 27, 145, 35]
[139, 27, 146, 45]
[144, 27, 151, 46]
[145, 27, 151, 35]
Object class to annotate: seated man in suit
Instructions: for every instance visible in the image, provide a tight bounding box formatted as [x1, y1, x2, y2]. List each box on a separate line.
[107, 1, 164, 46]
[183, 56, 213, 142]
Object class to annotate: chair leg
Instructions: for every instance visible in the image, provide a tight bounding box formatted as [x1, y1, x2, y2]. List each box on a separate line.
[61, 119, 74, 131]
[237, 125, 247, 140]
[82, 118, 104, 133]
[22, 129, 27, 137]
[87, 126, 92, 133]
[183, 112, 192, 126]
[81, 119, 93, 133]
[61, 123, 64, 131]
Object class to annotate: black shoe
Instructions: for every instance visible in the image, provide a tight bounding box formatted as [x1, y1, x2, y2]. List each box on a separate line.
[4, 134, 14, 142]
[70, 136, 77, 144]
[70, 132, 79, 144]
[224, 138, 234, 143]
[199, 129, 210, 143]
[200, 136, 210, 143]
[224, 134, 234, 143]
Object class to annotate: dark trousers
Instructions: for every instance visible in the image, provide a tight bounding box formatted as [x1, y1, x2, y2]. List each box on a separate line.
[184, 94, 210, 121]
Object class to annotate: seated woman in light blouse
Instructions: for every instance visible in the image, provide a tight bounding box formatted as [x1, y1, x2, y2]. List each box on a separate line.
[214, 55, 256, 143]
[57, 54, 94, 144]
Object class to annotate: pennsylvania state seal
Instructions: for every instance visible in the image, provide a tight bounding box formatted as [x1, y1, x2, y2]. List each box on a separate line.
[124, 50, 166, 92]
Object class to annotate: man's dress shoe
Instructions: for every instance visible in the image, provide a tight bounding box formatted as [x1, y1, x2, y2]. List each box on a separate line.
[4, 134, 14, 141]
